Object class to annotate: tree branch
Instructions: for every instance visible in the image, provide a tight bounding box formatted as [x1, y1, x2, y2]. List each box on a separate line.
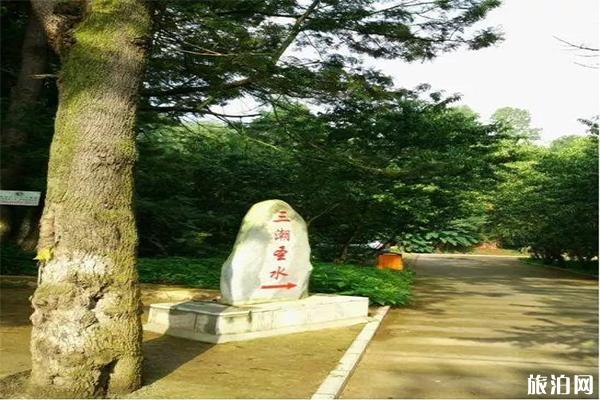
[144, 1, 321, 100]
[141, 85, 208, 97]
[31, 74, 58, 79]
[141, 106, 196, 113]
[142, 105, 262, 119]
[554, 36, 599, 52]
[142, 76, 253, 98]
[271, 0, 321, 63]
[307, 202, 341, 227]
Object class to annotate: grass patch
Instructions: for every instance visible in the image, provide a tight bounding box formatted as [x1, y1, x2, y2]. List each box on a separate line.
[1, 244, 413, 306]
[520, 257, 598, 277]
[310, 262, 413, 306]
[138, 256, 223, 289]
[138, 257, 413, 306]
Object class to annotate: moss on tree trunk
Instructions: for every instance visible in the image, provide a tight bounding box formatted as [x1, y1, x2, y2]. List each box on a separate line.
[28, 0, 151, 397]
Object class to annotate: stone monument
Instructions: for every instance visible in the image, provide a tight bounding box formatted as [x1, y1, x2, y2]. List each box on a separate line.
[144, 200, 368, 343]
[220, 199, 312, 305]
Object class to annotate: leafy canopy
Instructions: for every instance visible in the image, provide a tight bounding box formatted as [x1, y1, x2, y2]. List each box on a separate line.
[143, 0, 502, 119]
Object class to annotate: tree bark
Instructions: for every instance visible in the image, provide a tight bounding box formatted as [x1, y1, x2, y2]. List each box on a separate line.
[0, 9, 48, 240]
[335, 225, 361, 263]
[28, 0, 151, 397]
[15, 205, 43, 251]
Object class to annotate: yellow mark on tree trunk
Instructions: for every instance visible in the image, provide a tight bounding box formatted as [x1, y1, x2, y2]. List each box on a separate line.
[34, 247, 53, 262]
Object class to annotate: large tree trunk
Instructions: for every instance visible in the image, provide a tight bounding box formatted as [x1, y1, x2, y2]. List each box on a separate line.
[28, 0, 151, 397]
[0, 9, 48, 240]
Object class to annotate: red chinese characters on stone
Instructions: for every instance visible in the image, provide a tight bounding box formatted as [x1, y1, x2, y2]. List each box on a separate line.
[273, 228, 290, 241]
[269, 266, 289, 280]
[273, 210, 290, 222]
[267, 210, 293, 287]
[273, 245, 288, 261]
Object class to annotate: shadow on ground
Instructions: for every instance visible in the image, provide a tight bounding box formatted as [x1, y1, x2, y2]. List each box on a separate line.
[406, 256, 598, 360]
[142, 334, 214, 386]
[0, 279, 363, 399]
[343, 255, 598, 399]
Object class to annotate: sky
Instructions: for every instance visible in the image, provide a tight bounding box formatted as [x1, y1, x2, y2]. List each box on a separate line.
[367, 0, 599, 142]
[213, 0, 599, 143]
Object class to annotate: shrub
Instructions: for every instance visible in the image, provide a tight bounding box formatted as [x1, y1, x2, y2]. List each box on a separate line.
[310, 262, 414, 306]
[138, 257, 222, 289]
[0, 248, 414, 306]
[138, 257, 413, 306]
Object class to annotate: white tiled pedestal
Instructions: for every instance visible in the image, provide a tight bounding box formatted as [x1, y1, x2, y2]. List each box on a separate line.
[144, 294, 369, 343]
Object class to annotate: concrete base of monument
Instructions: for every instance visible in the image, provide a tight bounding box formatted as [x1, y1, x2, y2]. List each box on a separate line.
[143, 294, 369, 343]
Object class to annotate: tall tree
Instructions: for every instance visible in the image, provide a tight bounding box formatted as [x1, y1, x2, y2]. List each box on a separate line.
[135, 91, 504, 259]
[491, 107, 541, 141]
[19, 0, 502, 396]
[28, 0, 151, 396]
[491, 134, 598, 261]
[0, 6, 48, 241]
[142, 0, 502, 118]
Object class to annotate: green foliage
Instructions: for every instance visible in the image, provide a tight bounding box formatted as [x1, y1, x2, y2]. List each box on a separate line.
[136, 123, 298, 255]
[138, 256, 223, 288]
[399, 221, 481, 253]
[399, 233, 436, 253]
[136, 91, 503, 260]
[578, 116, 599, 136]
[521, 257, 598, 277]
[243, 95, 502, 259]
[142, 0, 502, 121]
[491, 107, 541, 142]
[309, 262, 414, 306]
[138, 256, 414, 306]
[491, 134, 598, 262]
[0, 245, 413, 305]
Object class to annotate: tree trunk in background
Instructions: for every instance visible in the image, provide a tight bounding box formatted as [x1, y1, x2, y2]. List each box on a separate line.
[0, 9, 48, 241]
[335, 225, 361, 263]
[28, 0, 151, 397]
[15, 206, 43, 251]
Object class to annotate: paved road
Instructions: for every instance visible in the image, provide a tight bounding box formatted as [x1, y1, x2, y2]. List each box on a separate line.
[342, 255, 598, 398]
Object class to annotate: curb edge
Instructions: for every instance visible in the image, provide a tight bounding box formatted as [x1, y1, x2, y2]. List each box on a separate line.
[310, 305, 390, 399]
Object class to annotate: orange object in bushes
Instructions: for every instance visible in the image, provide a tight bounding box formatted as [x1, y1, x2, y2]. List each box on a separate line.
[377, 253, 404, 270]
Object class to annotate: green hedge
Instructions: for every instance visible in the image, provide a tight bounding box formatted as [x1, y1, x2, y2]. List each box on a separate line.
[138, 257, 413, 306]
[310, 262, 413, 306]
[520, 257, 598, 277]
[1, 244, 413, 306]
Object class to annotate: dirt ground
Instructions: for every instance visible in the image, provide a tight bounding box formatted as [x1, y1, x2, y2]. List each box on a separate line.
[0, 277, 363, 398]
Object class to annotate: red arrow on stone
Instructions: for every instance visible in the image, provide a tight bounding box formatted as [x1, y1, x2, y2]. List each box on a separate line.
[260, 282, 297, 289]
